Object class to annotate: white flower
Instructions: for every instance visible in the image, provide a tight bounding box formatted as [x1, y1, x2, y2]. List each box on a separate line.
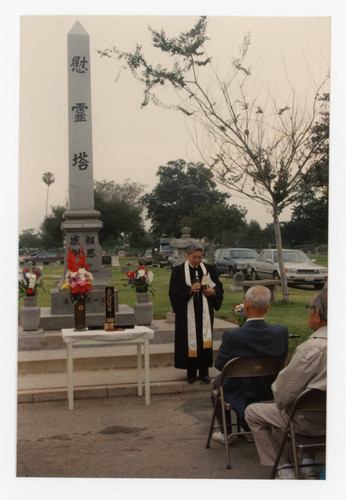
[25, 272, 37, 289]
[28, 276, 37, 288]
[147, 271, 154, 284]
[137, 269, 146, 278]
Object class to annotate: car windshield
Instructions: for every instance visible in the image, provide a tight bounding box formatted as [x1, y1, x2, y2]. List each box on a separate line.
[230, 250, 258, 259]
[274, 250, 311, 263]
[161, 245, 172, 251]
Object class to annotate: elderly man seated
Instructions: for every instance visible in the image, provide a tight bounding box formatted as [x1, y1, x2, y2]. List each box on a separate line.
[211, 285, 289, 444]
[245, 289, 327, 479]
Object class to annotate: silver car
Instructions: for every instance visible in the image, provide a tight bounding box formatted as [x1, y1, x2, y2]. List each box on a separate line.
[249, 249, 327, 289]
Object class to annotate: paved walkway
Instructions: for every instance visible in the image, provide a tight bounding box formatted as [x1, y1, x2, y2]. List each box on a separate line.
[17, 390, 270, 480]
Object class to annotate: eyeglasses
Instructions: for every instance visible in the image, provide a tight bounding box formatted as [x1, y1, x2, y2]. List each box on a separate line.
[305, 305, 317, 310]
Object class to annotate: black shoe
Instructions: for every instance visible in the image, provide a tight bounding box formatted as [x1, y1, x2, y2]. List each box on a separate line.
[187, 376, 197, 384]
[200, 375, 211, 384]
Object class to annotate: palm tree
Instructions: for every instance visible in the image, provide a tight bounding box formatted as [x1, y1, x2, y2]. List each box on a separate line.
[42, 172, 55, 217]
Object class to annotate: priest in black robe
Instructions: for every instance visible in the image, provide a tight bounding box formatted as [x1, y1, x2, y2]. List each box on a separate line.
[169, 243, 224, 384]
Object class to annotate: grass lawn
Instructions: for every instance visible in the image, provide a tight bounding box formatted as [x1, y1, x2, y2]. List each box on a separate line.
[18, 254, 327, 346]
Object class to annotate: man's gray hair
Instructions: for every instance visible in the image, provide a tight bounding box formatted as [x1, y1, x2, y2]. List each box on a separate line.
[245, 285, 271, 310]
[187, 242, 204, 254]
[312, 288, 328, 322]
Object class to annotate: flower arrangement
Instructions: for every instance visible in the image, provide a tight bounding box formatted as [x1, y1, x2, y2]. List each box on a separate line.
[127, 266, 155, 295]
[60, 247, 93, 304]
[230, 303, 247, 326]
[18, 267, 45, 299]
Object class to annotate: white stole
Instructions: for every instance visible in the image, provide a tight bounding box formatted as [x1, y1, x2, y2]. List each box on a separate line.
[184, 260, 212, 357]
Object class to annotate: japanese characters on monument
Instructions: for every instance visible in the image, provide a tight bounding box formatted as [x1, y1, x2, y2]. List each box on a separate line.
[104, 287, 116, 329]
[67, 21, 94, 211]
[59, 21, 107, 292]
[67, 234, 97, 269]
[41, 21, 134, 328]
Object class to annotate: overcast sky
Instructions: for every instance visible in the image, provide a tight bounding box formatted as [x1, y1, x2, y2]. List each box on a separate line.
[18, 14, 330, 233]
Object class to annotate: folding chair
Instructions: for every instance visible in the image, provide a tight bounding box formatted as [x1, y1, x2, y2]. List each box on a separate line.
[206, 356, 284, 469]
[270, 388, 326, 479]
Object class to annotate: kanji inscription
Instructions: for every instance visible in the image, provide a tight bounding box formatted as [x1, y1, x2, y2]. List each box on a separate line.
[70, 56, 88, 73]
[72, 152, 89, 170]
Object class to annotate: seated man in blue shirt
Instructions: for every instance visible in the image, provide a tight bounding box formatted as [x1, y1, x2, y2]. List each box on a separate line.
[211, 285, 289, 444]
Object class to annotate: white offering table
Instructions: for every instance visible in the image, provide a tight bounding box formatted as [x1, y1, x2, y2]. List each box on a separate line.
[62, 326, 155, 409]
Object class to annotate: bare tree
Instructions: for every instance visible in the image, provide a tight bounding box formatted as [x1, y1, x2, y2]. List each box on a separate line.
[42, 172, 55, 217]
[98, 17, 329, 302]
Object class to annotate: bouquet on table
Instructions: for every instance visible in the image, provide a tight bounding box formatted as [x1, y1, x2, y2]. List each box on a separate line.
[230, 303, 247, 326]
[18, 266, 45, 299]
[126, 266, 155, 296]
[60, 247, 93, 304]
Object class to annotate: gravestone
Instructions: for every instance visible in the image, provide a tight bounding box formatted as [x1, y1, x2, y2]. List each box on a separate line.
[39, 21, 134, 329]
[231, 271, 246, 292]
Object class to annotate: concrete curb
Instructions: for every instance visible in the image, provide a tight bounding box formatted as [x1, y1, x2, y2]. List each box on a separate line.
[17, 318, 234, 405]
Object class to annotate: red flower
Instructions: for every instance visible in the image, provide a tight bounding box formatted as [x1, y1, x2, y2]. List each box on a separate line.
[67, 246, 90, 272]
[76, 249, 89, 271]
[67, 248, 79, 272]
[26, 288, 34, 295]
[127, 271, 135, 278]
[138, 266, 145, 271]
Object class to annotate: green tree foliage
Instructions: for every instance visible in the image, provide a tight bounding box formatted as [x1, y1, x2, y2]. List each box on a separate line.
[301, 93, 329, 197]
[19, 228, 41, 251]
[182, 203, 247, 246]
[260, 201, 329, 250]
[99, 17, 329, 302]
[39, 205, 66, 250]
[132, 231, 154, 251]
[282, 197, 328, 247]
[281, 95, 329, 248]
[240, 220, 267, 250]
[94, 179, 146, 247]
[142, 159, 230, 237]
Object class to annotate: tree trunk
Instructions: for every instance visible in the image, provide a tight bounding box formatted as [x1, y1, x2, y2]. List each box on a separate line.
[45, 186, 50, 217]
[273, 206, 290, 303]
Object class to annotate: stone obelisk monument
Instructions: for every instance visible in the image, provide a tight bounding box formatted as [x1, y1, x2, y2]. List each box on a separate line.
[62, 20, 106, 287]
[40, 21, 134, 329]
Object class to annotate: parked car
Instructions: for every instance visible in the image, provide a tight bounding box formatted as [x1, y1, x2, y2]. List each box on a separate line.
[212, 248, 223, 267]
[20, 251, 64, 265]
[214, 248, 259, 278]
[138, 249, 153, 266]
[248, 249, 328, 289]
[152, 238, 175, 267]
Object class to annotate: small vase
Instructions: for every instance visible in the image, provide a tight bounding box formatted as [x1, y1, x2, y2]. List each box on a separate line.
[20, 295, 41, 331]
[134, 292, 153, 326]
[74, 300, 86, 331]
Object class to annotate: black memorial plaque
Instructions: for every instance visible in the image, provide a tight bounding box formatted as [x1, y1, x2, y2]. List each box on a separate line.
[104, 286, 115, 330]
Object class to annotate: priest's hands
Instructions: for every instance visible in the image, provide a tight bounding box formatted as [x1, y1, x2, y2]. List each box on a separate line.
[203, 286, 215, 297]
[190, 282, 201, 293]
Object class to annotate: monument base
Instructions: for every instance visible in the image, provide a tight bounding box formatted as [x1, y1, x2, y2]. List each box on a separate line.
[39, 304, 135, 330]
[50, 287, 119, 315]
